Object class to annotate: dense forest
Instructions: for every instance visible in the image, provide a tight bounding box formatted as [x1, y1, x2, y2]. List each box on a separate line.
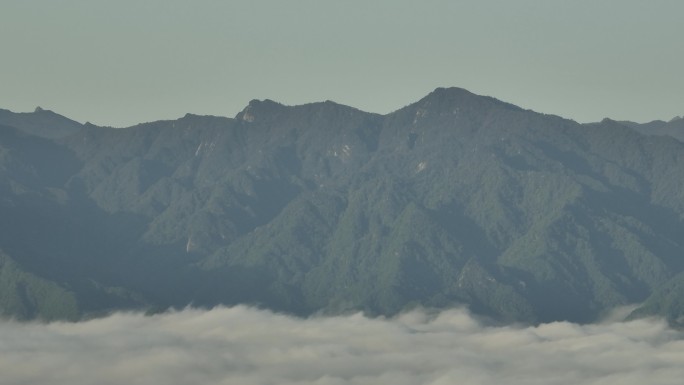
[2, 88, 684, 325]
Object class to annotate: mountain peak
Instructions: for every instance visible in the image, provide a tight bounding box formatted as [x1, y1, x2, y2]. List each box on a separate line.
[424, 87, 481, 102]
[428, 86, 473, 98]
[400, 87, 522, 116]
[235, 99, 286, 122]
[234, 98, 372, 126]
[0, 107, 82, 139]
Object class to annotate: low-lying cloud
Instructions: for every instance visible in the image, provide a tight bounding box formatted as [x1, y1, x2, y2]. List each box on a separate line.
[1, 306, 683, 385]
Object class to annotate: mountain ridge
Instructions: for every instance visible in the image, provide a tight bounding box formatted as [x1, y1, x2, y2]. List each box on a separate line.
[2, 87, 684, 325]
[0, 107, 83, 139]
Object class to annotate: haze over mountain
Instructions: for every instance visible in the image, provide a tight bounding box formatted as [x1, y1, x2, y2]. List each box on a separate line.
[621, 116, 684, 144]
[2, 87, 684, 325]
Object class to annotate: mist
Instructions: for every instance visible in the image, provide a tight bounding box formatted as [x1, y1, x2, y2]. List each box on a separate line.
[1, 306, 682, 385]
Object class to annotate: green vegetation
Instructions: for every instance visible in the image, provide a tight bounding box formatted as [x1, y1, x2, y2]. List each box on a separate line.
[0, 251, 79, 320]
[1, 87, 684, 324]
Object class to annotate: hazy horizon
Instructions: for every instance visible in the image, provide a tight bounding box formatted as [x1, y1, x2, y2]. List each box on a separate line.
[2, 0, 683, 127]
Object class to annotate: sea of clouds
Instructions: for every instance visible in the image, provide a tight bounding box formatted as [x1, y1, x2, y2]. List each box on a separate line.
[1, 306, 683, 385]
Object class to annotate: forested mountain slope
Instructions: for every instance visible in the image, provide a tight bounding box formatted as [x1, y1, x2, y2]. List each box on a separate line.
[2, 88, 684, 325]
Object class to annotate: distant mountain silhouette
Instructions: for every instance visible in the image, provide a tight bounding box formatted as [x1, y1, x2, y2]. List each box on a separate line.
[2, 88, 684, 325]
[0, 107, 83, 139]
[619, 116, 684, 142]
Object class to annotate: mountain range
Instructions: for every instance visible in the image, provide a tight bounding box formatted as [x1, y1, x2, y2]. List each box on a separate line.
[1, 87, 684, 325]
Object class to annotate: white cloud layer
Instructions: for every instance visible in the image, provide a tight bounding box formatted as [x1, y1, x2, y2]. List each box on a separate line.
[1, 306, 683, 385]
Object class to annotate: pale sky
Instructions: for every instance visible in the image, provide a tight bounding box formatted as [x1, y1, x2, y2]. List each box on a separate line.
[1, 0, 682, 127]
